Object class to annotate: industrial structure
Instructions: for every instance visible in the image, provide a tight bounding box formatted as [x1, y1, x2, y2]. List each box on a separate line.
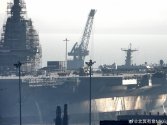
[54, 104, 68, 125]
[99, 44, 141, 72]
[121, 43, 138, 67]
[0, 0, 42, 74]
[68, 9, 96, 70]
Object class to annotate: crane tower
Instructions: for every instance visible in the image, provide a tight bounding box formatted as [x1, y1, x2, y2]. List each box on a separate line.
[121, 43, 138, 67]
[68, 9, 96, 70]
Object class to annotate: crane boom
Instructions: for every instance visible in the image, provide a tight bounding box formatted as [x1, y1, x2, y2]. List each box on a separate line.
[79, 9, 96, 58]
[68, 9, 96, 60]
[67, 9, 96, 70]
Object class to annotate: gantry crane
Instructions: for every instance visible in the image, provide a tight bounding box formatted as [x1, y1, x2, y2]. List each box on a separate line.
[68, 9, 96, 70]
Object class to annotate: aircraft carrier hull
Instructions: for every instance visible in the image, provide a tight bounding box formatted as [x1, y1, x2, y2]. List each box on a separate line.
[0, 76, 167, 124]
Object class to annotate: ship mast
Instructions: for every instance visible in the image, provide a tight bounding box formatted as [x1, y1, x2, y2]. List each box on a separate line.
[121, 43, 138, 66]
[14, 0, 20, 6]
[11, 0, 21, 21]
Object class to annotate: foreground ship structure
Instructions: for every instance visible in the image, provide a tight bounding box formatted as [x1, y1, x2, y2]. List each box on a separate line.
[0, 0, 42, 74]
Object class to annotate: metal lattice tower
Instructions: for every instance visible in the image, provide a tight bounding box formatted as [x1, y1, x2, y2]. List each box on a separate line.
[121, 43, 138, 66]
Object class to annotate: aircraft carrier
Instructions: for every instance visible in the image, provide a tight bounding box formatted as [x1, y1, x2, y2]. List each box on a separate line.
[0, 0, 167, 125]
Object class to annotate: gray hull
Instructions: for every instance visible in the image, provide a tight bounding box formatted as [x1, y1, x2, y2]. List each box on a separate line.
[0, 76, 167, 124]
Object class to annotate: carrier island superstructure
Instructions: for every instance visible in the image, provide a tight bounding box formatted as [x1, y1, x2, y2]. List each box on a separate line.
[0, 0, 42, 74]
[1, 0, 167, 125]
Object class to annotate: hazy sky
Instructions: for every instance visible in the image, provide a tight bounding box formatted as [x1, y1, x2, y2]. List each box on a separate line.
[1, 0, 167, 67]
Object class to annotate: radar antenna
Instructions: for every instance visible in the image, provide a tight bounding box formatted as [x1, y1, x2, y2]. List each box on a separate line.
[121, 43, 138, 66]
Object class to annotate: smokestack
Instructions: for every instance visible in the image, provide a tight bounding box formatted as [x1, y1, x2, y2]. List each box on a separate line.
[54, 106, 62, 125]
[63, 104, 68, 125]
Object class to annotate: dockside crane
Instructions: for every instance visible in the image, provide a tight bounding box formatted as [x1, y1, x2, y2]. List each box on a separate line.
[68, 9, 96, 70]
